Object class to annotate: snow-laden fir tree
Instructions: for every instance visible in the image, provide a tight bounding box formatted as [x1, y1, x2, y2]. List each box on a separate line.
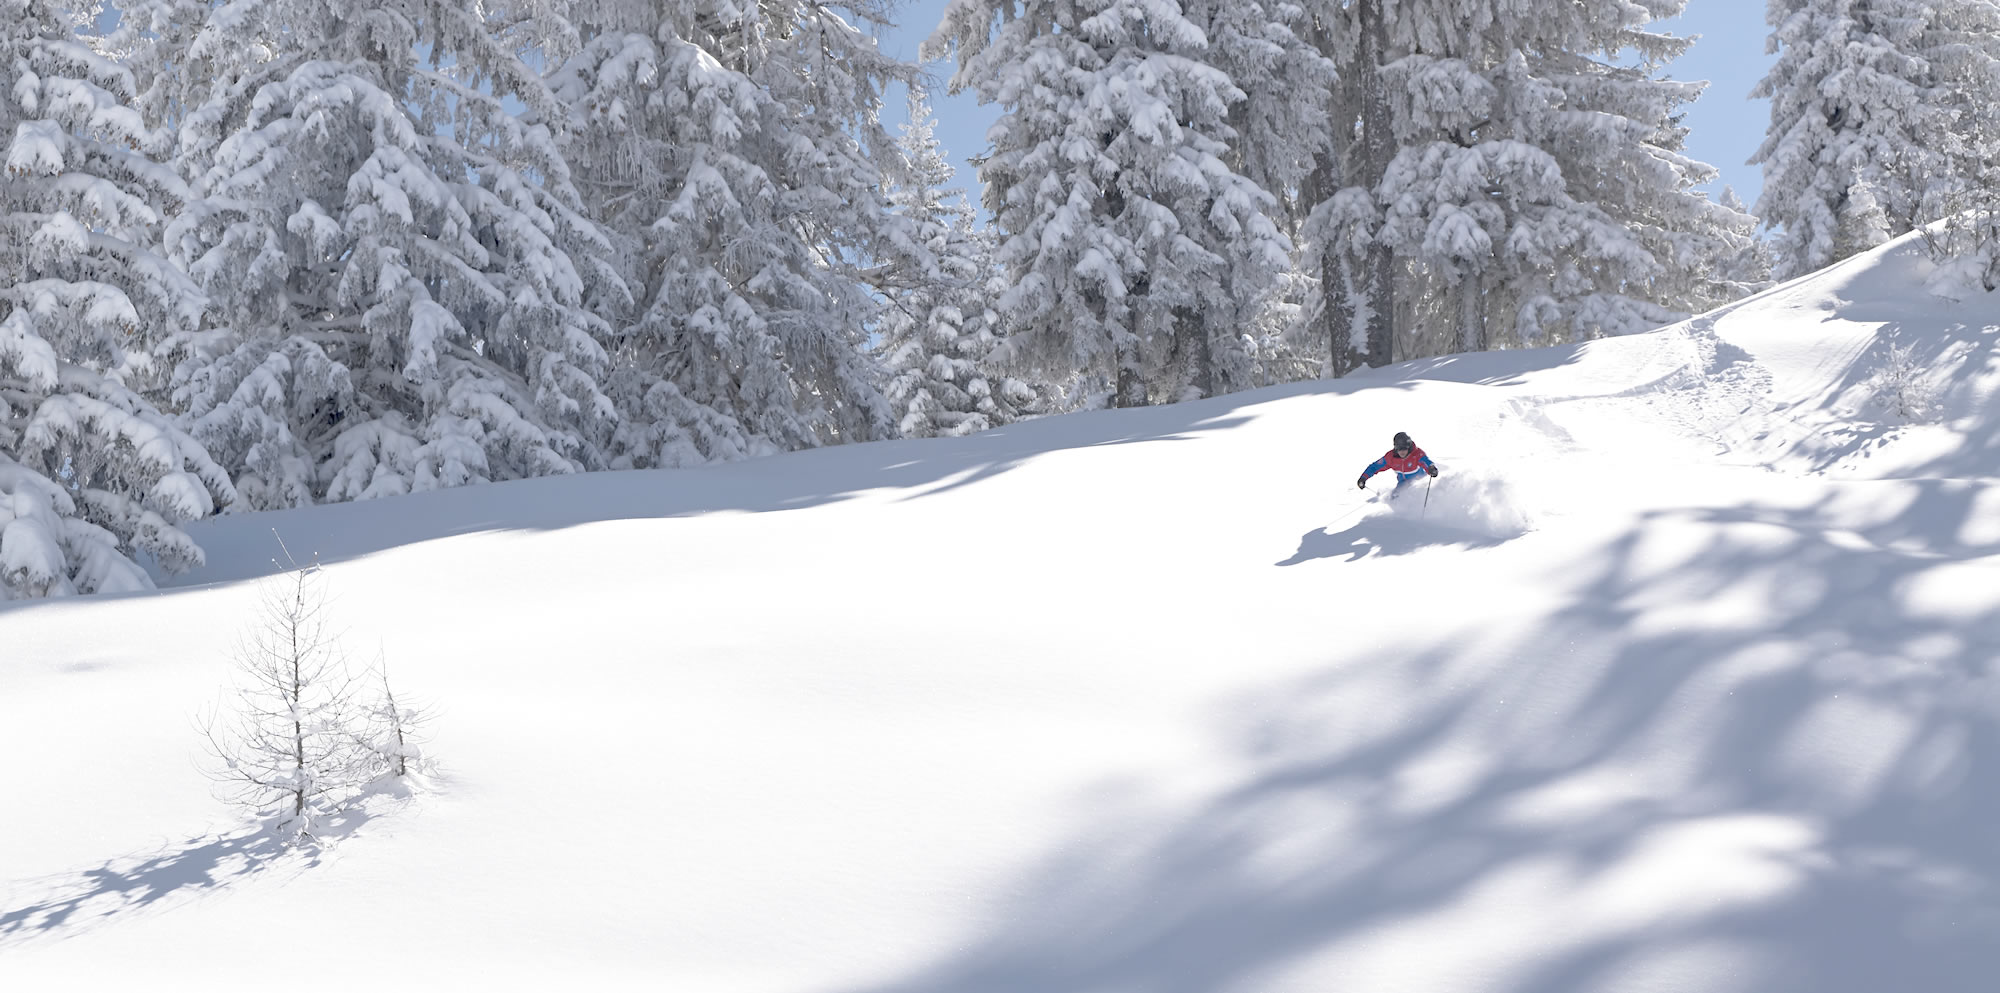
[1299, 0, 1396, 374]
[1927, 112, 2000, 294]
[1912, 0, 2000, 294]
[553, 0, 909, 463]
[1194, 0, 1337, 215]
[879, 89, 1032, 437]
[87, 0, 210, 133]
[1188, 0, 1338, 385]
[1311, 0, 1757, 359]
[1717, 187, 1778, 295]
[0, 0, 236, 598]
[151, 0, 630, 507]
[1750, 0, 2000, 278]
[928, 0, 1300, 408]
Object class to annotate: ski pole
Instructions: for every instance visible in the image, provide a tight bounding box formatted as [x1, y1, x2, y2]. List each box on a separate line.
[1326, 491, 1370, 531]
[1423, 475, 1432, 518]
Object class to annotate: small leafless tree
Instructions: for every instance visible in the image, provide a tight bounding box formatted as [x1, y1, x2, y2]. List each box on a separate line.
[1866, 341, 1941, 422]
[200, 559, 373, 842]
[359, 658, 432, 781]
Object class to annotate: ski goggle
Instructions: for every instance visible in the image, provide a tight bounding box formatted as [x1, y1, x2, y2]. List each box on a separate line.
[1395, 442, 1413, 453]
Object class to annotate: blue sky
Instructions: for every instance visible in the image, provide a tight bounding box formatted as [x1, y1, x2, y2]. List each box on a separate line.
[875, 0, 1774, 214]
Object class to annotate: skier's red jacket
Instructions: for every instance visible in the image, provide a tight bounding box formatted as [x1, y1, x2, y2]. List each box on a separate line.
[1360, 445, 1437, 483]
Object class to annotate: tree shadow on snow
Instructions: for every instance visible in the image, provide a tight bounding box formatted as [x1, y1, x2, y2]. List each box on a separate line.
[835, 485, 2000, 993]
[0, 801, 384, 947]
[1786, 316, 2000, 480]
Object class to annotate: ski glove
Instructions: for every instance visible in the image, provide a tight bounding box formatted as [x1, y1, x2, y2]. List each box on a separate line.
[1425, 465, 1439, 477]
[1357, 476, 1369, 489]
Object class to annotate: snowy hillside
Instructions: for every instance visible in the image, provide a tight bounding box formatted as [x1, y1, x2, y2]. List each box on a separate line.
[3, 232, 1998, 992]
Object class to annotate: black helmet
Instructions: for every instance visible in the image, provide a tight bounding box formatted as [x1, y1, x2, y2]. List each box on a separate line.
[1393, 432, 1413, 451]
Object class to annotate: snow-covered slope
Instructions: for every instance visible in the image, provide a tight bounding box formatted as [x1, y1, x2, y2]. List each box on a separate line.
[4, 233, 1998, 992]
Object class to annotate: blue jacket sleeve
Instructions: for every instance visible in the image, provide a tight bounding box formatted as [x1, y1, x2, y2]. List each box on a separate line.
[1420, 453, 1436, 470]
[1360, 456, 1388, 480]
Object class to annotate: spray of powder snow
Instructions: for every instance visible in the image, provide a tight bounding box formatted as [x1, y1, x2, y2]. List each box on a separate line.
[1379, 461, 1536, 538]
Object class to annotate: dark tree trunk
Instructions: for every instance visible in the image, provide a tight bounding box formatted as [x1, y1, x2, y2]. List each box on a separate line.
[1114, 353, 1147, 407]
[1307, 157, 1360, 377]
[1325, 250, 1362, 376]
[1357, 0, 1397, 370]
[1176, 306, 1213, 399]
[1459, 271, 1486, 354]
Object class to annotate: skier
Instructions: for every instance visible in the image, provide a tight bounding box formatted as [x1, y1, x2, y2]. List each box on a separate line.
[1357, 431, 1439, 493]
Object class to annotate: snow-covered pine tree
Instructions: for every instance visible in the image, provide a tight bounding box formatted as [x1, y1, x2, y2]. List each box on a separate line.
[1298, 0, 1395, 374]
[553, 0, 907, 464]
[928, 0, 1299, 408]
[1750, 0, 1997, 278]
[879, 88, 1030, 438]
[1305, 0, 1756, 358]
[88, 0, 209, 132]
[1195, 0, 1336, 217]
[153, 0, 630, 507]
[1, 0, 235, 598]
[1929, 108, 2000, 293]
[1188, 0, 1338, 386]
[1913, 0, 2000, 293]
[1717, 186, 1778, 296]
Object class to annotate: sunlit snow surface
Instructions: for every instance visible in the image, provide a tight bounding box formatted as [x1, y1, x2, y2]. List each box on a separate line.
[4, 233, 1998, 991]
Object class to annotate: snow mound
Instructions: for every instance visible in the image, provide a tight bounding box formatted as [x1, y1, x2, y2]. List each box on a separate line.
[1690, 230, 2000, 481]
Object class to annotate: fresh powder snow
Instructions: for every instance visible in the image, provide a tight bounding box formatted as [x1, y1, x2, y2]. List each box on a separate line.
[2, 231, 1997, 990]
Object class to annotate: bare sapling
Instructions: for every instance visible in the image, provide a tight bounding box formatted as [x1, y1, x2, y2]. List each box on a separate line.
[359, 655, 433, 782]
[199, 557, 373, 843]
